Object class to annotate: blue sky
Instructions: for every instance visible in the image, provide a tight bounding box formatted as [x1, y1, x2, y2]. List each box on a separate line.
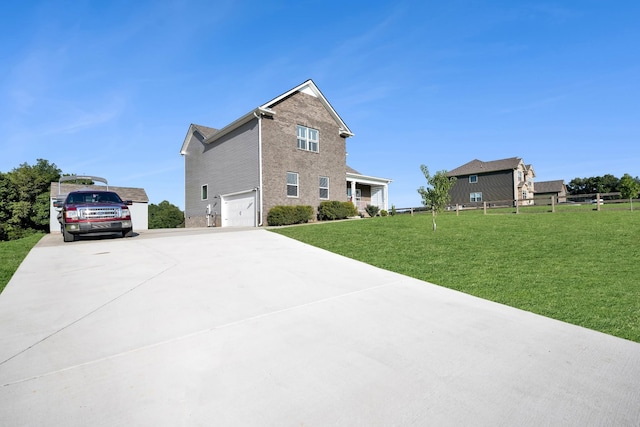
[1, 1, 638, 209]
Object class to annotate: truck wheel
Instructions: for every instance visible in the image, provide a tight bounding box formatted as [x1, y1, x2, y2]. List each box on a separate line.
[63, 228, 75, 242]
[122, 228, 133, 238]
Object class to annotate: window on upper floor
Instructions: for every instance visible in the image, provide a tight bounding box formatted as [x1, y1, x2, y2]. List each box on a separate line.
[201, 184, 208, 200]
[287, 172, 299, 197]
[470, 192, 482, 202]
[297, 125, 319, 152]
[469, 175, 478, 183]
[319, 176, 329, 199]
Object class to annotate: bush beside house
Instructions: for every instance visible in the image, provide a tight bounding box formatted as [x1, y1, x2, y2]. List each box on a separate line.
[267, 205, 314, 226]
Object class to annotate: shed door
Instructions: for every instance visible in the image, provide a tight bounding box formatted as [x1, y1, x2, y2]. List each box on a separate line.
[222, 192, 256, 227]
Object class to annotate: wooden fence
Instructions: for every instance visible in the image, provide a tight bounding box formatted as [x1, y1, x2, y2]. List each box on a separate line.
[394, 192, 640, 216]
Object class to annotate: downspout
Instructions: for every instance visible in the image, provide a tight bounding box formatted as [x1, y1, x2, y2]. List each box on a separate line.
[254, 111, 264, 226]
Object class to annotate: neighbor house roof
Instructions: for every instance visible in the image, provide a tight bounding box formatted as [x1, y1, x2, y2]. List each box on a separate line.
[447, 157, 523, 177]
[50, 183, 149, 203]
[180, 79, 353, 155]
[534, 180, 566, 194]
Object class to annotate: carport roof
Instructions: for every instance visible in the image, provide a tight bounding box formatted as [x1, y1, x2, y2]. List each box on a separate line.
[50, 182, 149, 203]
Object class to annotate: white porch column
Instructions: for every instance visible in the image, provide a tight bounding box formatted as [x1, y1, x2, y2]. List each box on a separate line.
[350, 180, 357, 206]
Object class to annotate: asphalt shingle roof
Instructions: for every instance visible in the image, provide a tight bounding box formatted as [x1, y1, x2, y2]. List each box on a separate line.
[534, 180, 565, 193]
[447, 157, 522, 176]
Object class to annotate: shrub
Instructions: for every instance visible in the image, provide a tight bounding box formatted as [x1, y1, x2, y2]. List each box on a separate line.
[267, 205, 314, 226]
[390, 205, 397, 216]
[380, 210, 388, 217]
[365, 204, 380, 217]
[317, 201, 359, 221]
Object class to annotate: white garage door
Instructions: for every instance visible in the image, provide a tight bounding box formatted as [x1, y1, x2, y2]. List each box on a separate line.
[222, 192, 256, 227]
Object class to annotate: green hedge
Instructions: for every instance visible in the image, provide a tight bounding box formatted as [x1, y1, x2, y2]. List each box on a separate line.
[317, 201, 359, 221]
[267, 205, 314, 226]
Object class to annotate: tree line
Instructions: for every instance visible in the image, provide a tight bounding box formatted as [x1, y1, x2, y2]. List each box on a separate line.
[567, 174, 640, 196]
[1, 159, 183, 241]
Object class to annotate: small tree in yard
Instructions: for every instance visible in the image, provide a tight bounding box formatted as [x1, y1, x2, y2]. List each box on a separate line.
[619, 173, 640, 211]
[417, 164, 456, 231]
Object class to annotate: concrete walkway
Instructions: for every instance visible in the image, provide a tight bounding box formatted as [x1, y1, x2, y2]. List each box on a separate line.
[1, 228, 639, 426]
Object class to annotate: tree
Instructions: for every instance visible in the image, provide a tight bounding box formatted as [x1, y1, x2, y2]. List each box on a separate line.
[417, 165, 456, 231]
[148, 200, 185, 229]
[619, 173, 640, 210]
[567, 175, 621, 195]
[0, 159, 61, 240]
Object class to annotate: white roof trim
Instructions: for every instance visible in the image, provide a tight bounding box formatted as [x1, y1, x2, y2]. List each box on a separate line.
[347, 172, 392, 185]
[260, 79, 354, 138]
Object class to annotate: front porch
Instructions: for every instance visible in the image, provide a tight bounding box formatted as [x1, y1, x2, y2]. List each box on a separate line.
[346, 168, 392, 215]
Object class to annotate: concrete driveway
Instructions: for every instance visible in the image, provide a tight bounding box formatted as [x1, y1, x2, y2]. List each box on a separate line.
[1, 228, 639, 426]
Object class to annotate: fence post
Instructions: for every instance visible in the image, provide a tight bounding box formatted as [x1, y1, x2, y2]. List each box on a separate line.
[515, 199, 519, 214]
[551, 195, 555, 213]
[597, 193, 601, 211]
[483, 201, 487, 215]
[410, 208, 414, 216]
[456, 204, 459, 216]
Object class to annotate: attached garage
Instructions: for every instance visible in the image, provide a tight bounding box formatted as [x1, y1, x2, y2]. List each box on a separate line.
[221, 190, 257, 227]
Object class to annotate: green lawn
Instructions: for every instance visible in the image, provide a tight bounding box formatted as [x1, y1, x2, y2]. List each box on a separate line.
[271, 210, 640, 342]
[0, 233, 44, 294]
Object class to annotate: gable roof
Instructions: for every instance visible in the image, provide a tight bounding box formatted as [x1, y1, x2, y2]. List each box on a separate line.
[447, 157, 523, 177]
[180, 79, 353, 154]
[534, 180, 566, 194]
[50, 183, 149, 203]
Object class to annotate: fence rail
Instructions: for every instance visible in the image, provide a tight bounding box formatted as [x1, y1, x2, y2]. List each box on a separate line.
[394, 192, 640, 216]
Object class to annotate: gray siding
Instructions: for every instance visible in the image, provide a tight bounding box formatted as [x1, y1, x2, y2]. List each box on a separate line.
[261, 91, 347, 222]
[184, 120, 259, 226]
[449, 170, 514, 206]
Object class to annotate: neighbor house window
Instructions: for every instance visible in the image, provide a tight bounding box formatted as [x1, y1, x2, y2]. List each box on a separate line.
[469, 175, 478, 183]
[201, 184, 208, 200]
[319, 176, 329, 199]
[522, 190, 527, 199]
[287, 172, 299, 197]
[470, 192, 482, 202]
[297, 125, 319, 152]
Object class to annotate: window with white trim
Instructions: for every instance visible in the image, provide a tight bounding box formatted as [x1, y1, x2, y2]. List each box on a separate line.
[470, 192, 482, 202]
[201, 184, 208, 200]
[469, 175, 478, 183]
[319, 176, 329, 199]
[297, 125, 319, 152]
[522, 190, 527, 199]
[287, 172, 298, 197]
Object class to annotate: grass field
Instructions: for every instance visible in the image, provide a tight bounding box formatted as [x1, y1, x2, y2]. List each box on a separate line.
[0, 233, 44, 294]
[271, 210, 640, 342]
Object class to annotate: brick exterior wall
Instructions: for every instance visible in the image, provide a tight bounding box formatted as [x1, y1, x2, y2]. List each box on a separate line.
[261, 91, 347, 223]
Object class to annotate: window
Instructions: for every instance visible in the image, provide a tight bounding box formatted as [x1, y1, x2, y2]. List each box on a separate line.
[522, 190, 527, 199]
[201, 184, 208, 200]
[319, 176, 329, 199]
[287, 172, 298, 197]
[469, 175, 478, 183]
[470, 192, 482, 202]
[297, 125, 319, 152]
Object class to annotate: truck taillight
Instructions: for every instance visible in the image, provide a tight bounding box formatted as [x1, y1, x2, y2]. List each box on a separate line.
[65, 208, 78, 220]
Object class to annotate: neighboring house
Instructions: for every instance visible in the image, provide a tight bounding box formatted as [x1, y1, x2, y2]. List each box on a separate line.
[447, 157, 535, 206]
[534, 180, 567, 203]
[180, 79, 391, 227]
[49, 182, 149, 233]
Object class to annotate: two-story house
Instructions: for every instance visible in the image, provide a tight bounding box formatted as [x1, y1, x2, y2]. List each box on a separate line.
[180, 80, 391, 227]
[447, 157, 535, 207]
